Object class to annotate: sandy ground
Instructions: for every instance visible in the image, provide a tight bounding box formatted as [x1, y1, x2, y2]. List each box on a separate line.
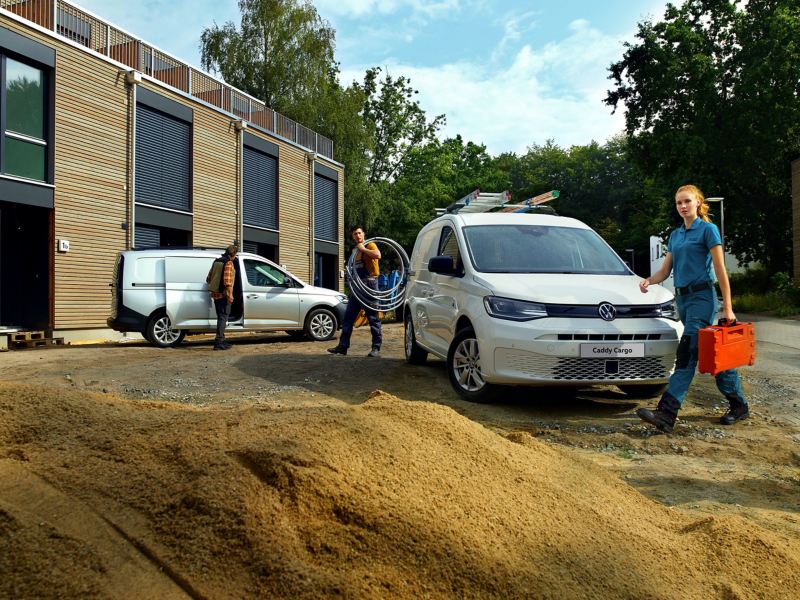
[1, 323, 799, 598]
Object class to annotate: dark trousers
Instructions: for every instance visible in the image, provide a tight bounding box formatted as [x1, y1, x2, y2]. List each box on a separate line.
[214, 296, 231, 344]
[338, 281, 382, 350]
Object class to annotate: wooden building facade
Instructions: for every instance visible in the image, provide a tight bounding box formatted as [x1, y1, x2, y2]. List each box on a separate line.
[0, 2, 344, 337]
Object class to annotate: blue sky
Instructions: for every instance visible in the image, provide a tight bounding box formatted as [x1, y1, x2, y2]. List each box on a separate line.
[74, 0, 668, 155]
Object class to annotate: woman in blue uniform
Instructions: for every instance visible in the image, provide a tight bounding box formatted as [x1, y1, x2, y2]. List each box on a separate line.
[637, 184, 748, 433]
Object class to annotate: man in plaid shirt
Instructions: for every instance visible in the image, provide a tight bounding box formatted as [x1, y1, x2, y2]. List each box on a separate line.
[207, 245, 238, 350]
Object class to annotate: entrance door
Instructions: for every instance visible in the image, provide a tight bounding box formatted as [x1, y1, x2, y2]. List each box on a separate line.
[0, 202, 50, 329]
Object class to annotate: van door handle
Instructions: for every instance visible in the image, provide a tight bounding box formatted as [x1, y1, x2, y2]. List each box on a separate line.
[246, 294, 259, 299]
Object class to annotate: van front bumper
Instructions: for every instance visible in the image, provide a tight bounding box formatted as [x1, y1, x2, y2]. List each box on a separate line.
[474, 316, 682, 386]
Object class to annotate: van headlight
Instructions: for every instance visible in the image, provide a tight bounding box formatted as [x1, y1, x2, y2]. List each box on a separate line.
[336, 294, 348, 303]
[484, 296, 547, 321]
[657, 300, 678, 320]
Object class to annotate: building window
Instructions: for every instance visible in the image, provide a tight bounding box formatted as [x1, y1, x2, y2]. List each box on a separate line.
[243, 145, 277, 230]
[2, 56, 47, 182]
[314, 173, 337, 242]
[135, 103, 192, 211]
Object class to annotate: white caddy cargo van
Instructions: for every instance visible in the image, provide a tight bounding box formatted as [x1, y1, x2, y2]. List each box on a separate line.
[403, 211, 684, 401]
[108, 249, 347, 347]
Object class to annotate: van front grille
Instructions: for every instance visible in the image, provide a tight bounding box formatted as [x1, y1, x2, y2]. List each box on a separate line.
[496, 349, 673, 381]
[552, 357, 671, 381]
[556, 333, 662, 341]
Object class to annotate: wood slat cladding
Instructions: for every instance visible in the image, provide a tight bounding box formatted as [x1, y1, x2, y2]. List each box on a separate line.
[50, 29, 129, 330]
[1, 14, 344, 332]
[278, 144, 313, 280]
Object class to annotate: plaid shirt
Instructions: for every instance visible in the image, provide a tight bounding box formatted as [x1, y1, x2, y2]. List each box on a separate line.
[210, 259, 234, 301]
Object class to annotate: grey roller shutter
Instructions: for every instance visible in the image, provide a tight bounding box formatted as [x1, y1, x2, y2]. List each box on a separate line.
[135, 104, 191, 212]
[314, 174, 337, 242]
[243, 241, 258, 254]
[135, 225, 160, 248]
[243, 146, 277, 229]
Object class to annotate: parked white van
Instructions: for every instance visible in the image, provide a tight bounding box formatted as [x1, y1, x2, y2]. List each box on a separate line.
[403, 211, 684, 401]
[108, 249, 347, 347]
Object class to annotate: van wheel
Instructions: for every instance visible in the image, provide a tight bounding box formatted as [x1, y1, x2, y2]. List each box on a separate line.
[404, 313, 428, 365]
[305, 308, 337, 341]
[447, 327, 495, 402]
[146, 311, 186, 348]
[618, 383, 668, 399]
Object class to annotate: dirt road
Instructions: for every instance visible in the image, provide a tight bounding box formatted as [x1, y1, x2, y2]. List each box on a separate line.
[1, 323, 799, 598]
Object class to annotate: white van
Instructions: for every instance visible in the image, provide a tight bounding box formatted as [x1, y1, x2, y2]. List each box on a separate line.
[108, 248, 347, 347]
[403, 212, 683, 401]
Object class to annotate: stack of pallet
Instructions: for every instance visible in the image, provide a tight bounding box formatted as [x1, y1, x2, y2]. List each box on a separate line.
[7, 331, 65, 350]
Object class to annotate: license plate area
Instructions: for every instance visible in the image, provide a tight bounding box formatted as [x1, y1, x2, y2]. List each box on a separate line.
[580, 343, 645, 358]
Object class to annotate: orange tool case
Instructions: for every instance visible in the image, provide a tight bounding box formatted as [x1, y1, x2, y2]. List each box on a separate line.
[698, 321, 756, 376]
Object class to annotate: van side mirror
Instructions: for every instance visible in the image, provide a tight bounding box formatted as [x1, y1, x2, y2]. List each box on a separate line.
[428, 255, 456, 275]
[283, 276, 293, 287]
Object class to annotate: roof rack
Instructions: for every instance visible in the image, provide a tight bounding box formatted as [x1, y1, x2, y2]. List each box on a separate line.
[130, 245, 227, 252]
[435, 189, 560, 216]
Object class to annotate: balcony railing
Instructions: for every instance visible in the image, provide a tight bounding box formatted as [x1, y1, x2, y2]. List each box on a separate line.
[0, 0, 335, 160]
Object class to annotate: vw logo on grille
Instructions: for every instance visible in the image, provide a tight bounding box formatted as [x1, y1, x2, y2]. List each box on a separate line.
[598, 302, 617, 321]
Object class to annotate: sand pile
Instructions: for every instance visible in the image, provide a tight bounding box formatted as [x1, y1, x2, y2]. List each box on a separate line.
[1, 382, 798, 599]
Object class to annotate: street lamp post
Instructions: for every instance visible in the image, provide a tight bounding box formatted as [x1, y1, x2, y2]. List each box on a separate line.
[625, 248, 635, 273]
[706, 197, 725, 269]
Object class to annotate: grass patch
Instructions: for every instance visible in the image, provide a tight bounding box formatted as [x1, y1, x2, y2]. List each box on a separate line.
[734, 293, 800, 317]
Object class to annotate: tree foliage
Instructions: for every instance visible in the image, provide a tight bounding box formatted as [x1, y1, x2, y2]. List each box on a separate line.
[200, 0, 335, 116]
[607, 0, 800, 272]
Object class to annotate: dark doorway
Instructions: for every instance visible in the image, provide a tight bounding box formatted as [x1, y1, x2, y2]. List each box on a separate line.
[0, 202, 50, 329]
[314, 252, 337, 290]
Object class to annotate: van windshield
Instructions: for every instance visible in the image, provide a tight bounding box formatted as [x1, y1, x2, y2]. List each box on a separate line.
[462, 224, 630, 274]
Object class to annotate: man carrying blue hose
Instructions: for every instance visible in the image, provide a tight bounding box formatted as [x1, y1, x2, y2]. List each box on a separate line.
[328, 226, 382, 357]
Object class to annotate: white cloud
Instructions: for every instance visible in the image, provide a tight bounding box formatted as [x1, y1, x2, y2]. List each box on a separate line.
[313, 0, 461, 19]
[341, 19, 628, 154]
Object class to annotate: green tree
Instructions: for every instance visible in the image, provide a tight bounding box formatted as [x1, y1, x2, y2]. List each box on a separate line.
[200, 0, 335, 118]
[384, 136, 506, 248]
[606, 0, 800, 272]
[356, 67, 446, 185]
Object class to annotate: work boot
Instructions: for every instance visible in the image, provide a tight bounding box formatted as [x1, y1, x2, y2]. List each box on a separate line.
[366, 348, 380, 358]
[327, 346, 347, 356]
[636, 393, 680, 434]
[720, 395, 749, 425]
[213, 344, 230, 351]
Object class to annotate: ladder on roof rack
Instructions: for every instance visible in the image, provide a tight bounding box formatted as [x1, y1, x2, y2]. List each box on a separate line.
[435, 189, 559, 216]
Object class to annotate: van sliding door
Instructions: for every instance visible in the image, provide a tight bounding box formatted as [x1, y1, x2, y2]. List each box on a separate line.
[164, 256, 216, 328]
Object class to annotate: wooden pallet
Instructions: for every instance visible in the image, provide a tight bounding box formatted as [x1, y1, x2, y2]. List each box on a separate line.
[10, 337, 65, 350]
[10, 331, 45, 342]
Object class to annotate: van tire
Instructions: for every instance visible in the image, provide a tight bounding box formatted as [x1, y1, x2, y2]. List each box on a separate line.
[305, 308, 337, 341]
[146, 311, 186, 348]
[404, 312, 428, 365]
[447, 327, 495, 402]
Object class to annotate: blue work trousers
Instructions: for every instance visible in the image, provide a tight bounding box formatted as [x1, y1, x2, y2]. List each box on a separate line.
[337, 279, 382, 350]
[667, 287, 745, 406]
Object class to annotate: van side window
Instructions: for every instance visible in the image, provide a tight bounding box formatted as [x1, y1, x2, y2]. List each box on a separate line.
[411, 228, 439, 272]
[244, 259, 288, 287]
[438, 226, 462, 273]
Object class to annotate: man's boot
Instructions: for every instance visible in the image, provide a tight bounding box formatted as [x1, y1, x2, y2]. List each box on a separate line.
[636, 393, 680, 433]
[720, 394, 749, 425]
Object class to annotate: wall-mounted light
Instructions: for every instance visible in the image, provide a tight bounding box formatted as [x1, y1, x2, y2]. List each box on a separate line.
[124, 70, 142, 85]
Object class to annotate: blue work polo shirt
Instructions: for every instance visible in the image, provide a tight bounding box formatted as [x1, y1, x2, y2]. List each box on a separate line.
[667, 218, 722, 287]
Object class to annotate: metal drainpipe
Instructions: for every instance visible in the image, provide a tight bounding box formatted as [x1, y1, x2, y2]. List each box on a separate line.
[126, 73, 138, 249]
[308, 152, 316, 283]
[237, 123, 244, 246]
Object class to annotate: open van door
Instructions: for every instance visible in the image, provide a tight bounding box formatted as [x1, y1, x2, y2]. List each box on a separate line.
[164, 256, 216, 328]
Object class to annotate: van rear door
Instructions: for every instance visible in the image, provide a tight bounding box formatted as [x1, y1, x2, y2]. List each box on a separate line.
[164, 256, 215, 328]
